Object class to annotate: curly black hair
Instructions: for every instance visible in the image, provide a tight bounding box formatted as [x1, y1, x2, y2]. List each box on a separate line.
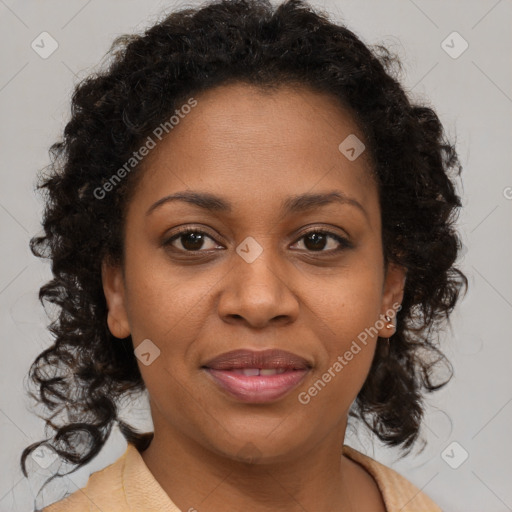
[21, 0, 467, 493]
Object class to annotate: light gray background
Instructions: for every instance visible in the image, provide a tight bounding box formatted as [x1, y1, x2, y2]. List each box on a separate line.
[1, 0, 511, 511]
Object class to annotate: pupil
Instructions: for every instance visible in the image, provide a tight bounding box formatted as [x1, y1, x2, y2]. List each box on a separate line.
[305, 233, 326, 251]
[182, 232, 204, 250]
[179, 232, 328, 251]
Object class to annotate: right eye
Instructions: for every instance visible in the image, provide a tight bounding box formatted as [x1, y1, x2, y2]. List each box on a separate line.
[162, 228, 223, 253]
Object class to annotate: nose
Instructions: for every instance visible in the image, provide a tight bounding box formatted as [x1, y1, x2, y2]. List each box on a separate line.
[217, 250, 300, 329]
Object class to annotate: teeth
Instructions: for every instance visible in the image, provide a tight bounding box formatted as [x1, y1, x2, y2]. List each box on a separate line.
[231, 368, 288, 376]
[259, 368, 277, 376]
[242, 368, 260, 376]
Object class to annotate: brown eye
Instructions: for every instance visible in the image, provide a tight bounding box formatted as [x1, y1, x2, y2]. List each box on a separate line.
[164, 229, 220, 252]
[292, 230, 352, 253]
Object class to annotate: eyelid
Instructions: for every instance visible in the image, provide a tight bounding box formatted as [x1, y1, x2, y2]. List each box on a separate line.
[292, 227, 352, 251]
[162, 226, 222, 249]
[163, 224, 352, 254]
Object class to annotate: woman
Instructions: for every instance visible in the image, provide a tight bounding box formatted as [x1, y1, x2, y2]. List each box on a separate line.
[21, 0, 467, 510]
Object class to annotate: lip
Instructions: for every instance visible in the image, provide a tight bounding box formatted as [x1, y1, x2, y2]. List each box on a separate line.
[202, 349, 311, 403]
[203, 348, 311, 371]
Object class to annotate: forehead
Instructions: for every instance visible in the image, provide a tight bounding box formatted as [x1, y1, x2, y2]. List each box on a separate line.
[130, 82, 379, 225]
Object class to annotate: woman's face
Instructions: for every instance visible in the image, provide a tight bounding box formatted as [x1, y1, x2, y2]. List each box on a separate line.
[103, 82, 405, 462]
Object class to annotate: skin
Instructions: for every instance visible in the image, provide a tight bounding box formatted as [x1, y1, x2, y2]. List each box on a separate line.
[102, 82, 406, 512]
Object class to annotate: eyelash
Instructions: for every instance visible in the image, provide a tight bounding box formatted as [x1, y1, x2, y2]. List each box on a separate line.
[163, 227, 352, 255]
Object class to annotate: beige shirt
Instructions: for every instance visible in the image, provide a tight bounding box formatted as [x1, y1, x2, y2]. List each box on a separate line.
[42, 443, 441, 511]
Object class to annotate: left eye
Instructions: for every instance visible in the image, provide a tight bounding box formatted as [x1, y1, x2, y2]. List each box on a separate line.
[291, 230, 350, 253]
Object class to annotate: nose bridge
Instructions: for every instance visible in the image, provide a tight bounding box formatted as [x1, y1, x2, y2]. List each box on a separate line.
[234, 239, 285, 299]
[237, 246, 281, 292]
[218, 238, 299, 327]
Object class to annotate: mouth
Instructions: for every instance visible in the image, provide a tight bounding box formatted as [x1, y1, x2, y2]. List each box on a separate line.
[202, 349, 311, 403]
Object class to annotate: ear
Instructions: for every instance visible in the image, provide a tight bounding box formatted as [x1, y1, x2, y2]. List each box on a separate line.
[101, 259, 131, 339]
[377, 262, 407, 338]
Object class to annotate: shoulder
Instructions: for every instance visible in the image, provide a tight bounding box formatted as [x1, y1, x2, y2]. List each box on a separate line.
[41, 449, 129, 512]
[342, 445, 442, 512]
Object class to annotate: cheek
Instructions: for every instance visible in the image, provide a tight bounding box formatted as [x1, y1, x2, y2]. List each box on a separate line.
[302, 266, 383, 398]
[123, 252, 217, 343]
[306, 265, 383, 345]
[300, 292, 380, 416]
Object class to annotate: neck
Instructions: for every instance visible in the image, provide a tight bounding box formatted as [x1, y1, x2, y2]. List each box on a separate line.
[140, 416, 372, 512]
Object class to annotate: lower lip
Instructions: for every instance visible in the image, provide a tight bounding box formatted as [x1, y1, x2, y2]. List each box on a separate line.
[204, 368, 309, 403]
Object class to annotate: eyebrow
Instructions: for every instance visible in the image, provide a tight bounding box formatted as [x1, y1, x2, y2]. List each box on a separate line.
[146, 190, 368, 220]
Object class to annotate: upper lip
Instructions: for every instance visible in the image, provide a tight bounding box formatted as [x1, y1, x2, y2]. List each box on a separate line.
[203, 349, 311, 371]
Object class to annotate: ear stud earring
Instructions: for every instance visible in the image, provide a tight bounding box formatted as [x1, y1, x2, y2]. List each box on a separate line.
[385, 315, 394, 330]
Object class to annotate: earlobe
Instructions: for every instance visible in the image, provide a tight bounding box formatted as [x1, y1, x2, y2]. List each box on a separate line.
[101, 260, 131, 339]
[378, 262, 407, 338]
